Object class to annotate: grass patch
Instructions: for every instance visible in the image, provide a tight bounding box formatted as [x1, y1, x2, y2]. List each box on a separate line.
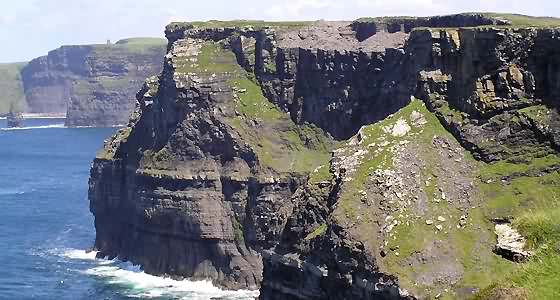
[0, 62, 27, 113]
[473, 139, 560, 299]
[169, 20, 311, 30]
[479, 154, 560, 179]
[305, 223, 327, 240]
[480, 171, 560, 219]
[229, 76, 284, 121]
[170, 39, 334, 174]
[514, 205, 560, 248]
[90, 37, 166, 56]
[482, 13, 560, 27]
[475, 206, 560, 300]
[174, 42, 239, 74]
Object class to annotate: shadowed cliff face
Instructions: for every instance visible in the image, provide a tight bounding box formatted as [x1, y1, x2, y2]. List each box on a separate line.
[89, 28, 333, 289]
[416, 28, 560, 162]
[90, 14, 560, 300]
[20, 39, 165, 126]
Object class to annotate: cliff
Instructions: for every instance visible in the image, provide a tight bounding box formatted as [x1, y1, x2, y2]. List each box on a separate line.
[20, 37, 166, 126]
[89, 13, 560, 299]
[0, 62, 27, 114]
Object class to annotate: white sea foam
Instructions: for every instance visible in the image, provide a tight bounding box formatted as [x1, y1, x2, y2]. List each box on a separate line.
[63, 249, 259, 299]
[0, 188, 26, 196]
[61, 248, 99, 260]
[1, 124, 65, 131]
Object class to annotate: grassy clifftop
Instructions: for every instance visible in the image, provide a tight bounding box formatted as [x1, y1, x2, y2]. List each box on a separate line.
[170, 20, 311, 29]
[169, 40, 335, 174]
[0, 62, 27, 114]
[482, 13, 560, 27]
[356, 13, 560, 28]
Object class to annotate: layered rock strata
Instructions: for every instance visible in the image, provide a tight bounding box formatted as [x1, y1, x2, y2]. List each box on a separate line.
[21, 39, 166, 126]
[90, 15, 560, 299]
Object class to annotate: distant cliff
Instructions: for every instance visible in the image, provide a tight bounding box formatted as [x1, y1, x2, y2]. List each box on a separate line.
[14, 37, 166, 125]
[0, 62, 27, 114]
[89, 13, 560, 300]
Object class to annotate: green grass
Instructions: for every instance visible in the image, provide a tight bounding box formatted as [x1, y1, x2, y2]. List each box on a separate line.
[170, 39, 335, 174]
[474, 206, 560, 300]
[308, 164, 332, 184]
[169, 20, 311, 30]
[357, 13, 560, 28]
[472, 141, 560, 299]
[479, 154, 560, 179]
[479, 168, 560, 220]
[514, 206, 560, 248]
[482, 13, 560, 27]
[305, 223, 327, 240]
[174, 42, 239, 74]
[90, 37, 166, 56]
[229, 76, 284, 121]
[327, 99, 525, 297]
[0, 62, 27, 113]
[115, 37, 166, 46]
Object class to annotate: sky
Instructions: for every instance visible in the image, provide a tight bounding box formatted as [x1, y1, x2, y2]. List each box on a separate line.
[1, 0, 560, 63]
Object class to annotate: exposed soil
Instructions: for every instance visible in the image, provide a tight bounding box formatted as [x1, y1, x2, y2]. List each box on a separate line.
[277, 21, 408, 52]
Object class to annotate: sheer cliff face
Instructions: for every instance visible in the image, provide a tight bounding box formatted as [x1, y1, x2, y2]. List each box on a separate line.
[21, 40, 165, 125]
[90, 16, 560, 300]
[416, 28, 560, 162]
[89, 25, 333, 289]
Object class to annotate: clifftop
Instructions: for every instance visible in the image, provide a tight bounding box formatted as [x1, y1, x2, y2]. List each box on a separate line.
[89, 13, 560, 300]
[18, 37, 166, 126]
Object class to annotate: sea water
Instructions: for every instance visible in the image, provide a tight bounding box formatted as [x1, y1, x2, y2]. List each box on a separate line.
[0, 118, 258, 300]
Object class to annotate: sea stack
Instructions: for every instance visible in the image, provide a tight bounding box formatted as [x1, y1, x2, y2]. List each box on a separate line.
[6, 107, 23, 128]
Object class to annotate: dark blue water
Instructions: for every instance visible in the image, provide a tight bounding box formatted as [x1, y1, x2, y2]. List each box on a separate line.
[0, 119, 257, 300]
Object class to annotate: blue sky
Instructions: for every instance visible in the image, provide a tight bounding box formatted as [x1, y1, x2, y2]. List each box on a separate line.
[1, 0, 560, 62]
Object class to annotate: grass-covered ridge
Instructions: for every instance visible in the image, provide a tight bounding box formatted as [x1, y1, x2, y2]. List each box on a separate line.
[326, 99, 560, 298]
[89, 37, 166, 56]
[482, 13, 560, 27]
[169, 39, 335, 175]
[170, 20, 311, 30]
[474, 151, 560, 299]
[0, 62, 27, 114]
[356, 12, 560, 29]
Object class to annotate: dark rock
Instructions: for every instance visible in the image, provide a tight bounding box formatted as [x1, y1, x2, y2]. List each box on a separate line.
[6, 107, 23, 128]
[89, 18, 560, 299]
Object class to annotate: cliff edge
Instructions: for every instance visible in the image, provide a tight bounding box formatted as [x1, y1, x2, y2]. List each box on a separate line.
[89, 13, 560, 299]
[19, 37, 166, 126]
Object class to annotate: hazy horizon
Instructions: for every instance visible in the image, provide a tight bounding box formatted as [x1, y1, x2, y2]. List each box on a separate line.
[2, 0, 560, 63]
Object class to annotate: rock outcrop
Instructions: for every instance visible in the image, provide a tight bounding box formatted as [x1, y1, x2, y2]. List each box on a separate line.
[89, 14, 560, 300]
[20, 38, 166, 126]
[89, 24, 334, 289]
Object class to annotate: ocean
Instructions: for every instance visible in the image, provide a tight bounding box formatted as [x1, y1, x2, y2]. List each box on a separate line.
[0, 118, 258, 300]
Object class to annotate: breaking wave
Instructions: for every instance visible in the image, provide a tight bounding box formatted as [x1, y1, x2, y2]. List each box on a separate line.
[1, 124, 65, 131]
[59, 249, 259, 300]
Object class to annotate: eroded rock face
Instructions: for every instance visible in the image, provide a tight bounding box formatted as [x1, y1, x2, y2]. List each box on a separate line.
[415, 28, 560, 162]
[90, 17, 560, 300]
[89, 28, 323, 289]
[21, 40, 165, 126]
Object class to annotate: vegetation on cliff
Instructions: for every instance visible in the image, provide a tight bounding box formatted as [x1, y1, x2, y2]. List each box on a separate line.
[0, 62, 27, 114]
[89, 15, 560, 300]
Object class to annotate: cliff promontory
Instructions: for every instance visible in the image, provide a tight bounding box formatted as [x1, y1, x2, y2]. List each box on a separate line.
[15, 37, 166, 125]
[89, 13, 560, 299]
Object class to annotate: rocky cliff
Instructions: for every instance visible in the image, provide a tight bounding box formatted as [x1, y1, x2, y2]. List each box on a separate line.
[0, 62, 27, 114]
[20, 38, 166, 126]
[89, 13, 560, 299]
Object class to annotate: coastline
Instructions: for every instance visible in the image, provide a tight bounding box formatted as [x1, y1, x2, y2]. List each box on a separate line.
[22, 113, 67, 119]
[1, 113, 66, 120]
